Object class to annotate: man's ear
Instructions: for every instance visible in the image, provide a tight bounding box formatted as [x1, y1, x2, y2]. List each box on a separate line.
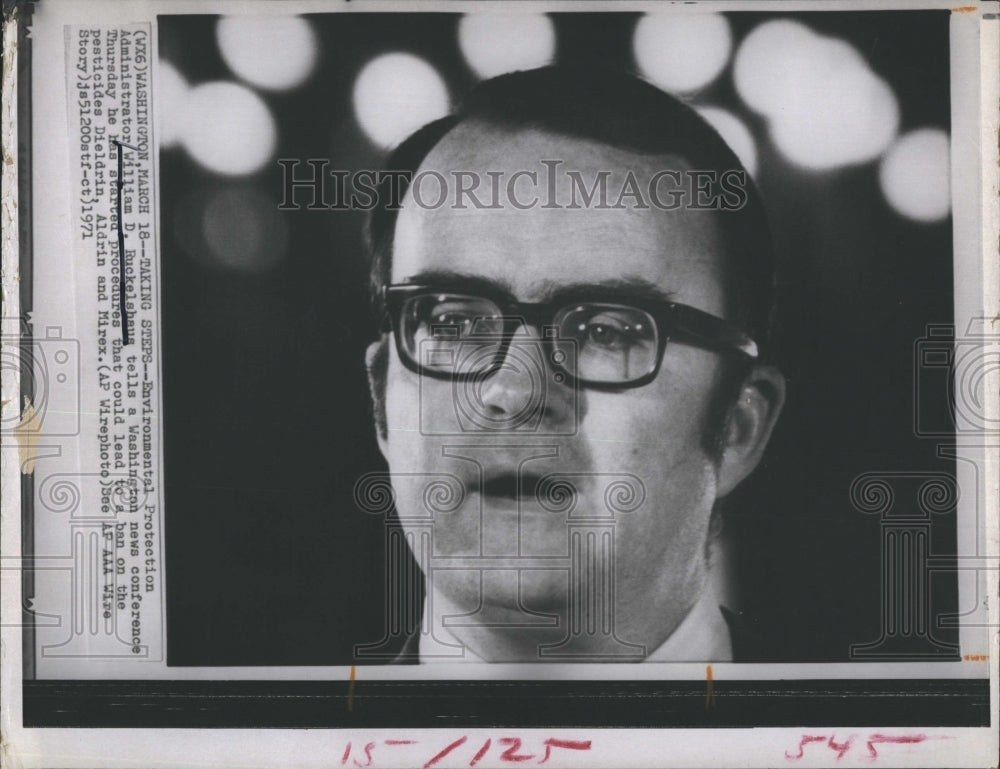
[365, 337, 390, 457]
[715, 364, 786, 498]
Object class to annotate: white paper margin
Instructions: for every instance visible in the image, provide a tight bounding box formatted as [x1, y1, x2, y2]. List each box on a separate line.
[2, 1, 998, 767]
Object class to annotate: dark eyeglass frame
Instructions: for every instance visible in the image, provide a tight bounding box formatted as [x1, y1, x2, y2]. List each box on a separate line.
[380, 282, 759, 389]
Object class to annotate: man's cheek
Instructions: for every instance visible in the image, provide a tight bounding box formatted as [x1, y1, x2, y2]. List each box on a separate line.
[388, 367, 472, 438]
[613, 454, 716, 588]
[384, 359, 425, 440]
[581, 397, 705, 466]
[383, 380, 428, 481]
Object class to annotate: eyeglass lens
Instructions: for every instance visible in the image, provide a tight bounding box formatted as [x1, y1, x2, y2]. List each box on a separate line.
[402, 293, 659, 383]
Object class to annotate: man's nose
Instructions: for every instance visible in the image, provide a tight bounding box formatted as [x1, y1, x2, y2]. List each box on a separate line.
[470, 324, 576, 431]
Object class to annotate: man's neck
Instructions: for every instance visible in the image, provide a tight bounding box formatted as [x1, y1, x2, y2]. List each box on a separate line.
[417, 583, 732, 663]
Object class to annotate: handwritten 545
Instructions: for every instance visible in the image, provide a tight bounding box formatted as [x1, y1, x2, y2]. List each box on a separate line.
[785, 733, 936, 761]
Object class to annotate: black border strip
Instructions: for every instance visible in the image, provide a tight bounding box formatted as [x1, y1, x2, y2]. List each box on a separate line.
[23, 679, 990, 728]
[10, 0, 37, 682]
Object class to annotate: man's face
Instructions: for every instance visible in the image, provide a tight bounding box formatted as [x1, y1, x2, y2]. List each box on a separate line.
[377, 123, 738, 660]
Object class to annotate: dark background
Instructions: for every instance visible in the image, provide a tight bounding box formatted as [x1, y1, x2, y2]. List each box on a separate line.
[159, 11, 957, 665]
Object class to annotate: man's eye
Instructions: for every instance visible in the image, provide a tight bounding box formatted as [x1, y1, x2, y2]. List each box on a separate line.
[585, 322, 625, 347]
[434, 311, 474, 326]
[427, 311, 475, 337]
[580, 314, 645, 350]
[425, 299, 505, 337]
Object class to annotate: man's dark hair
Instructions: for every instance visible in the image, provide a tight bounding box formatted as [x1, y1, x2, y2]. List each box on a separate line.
[364, 65, 778, 456]
[367, 65, 776, 347]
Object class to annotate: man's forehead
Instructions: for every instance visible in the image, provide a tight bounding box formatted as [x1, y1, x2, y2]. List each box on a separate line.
[391, 121, 728, 311]
[419, 120, 693, 192]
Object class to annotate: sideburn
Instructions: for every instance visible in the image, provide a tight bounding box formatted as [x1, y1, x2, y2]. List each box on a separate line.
[366, 335, 390, 442]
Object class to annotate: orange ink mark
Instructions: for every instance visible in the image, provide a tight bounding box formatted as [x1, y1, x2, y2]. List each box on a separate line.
[952, 6, 977, 11]
[16, 397, 42, 475]
[705, 664, 715, 710]
[347, 664, 356, 712]
[963, 654, 989, 661]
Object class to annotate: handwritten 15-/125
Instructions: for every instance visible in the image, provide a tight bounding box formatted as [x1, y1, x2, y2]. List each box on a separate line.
[340, 736, 592, 768]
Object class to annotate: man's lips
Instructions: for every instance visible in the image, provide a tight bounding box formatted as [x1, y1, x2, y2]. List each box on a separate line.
[476, 473, 584, 508]
[480, 472, 545, 500]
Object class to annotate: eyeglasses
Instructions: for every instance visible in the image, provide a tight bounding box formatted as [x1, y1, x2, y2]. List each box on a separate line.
[381, 282, 758, 389]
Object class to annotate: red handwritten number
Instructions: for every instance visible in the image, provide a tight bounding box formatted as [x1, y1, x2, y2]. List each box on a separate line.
[785, 735, 827, 760]
[498, 737, 535, 762]
[866, 734, 927, 758]
[538, 739, 593, 764]
[469, 739, 492, 767]
[424, 736, 469, 768]
[341, 735, 599, 768]
[785, 733, 929, 761]
[826, 735, 854, 759]
[353, 742, 376, 768]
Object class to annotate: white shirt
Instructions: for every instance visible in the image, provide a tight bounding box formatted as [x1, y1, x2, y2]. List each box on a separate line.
[643, 589, 733, 662]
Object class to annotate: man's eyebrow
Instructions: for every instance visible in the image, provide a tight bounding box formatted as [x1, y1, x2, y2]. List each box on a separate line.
[399, 271, 677, 304]
[540, 277, 677, 305]
[400, 270, 516, 297]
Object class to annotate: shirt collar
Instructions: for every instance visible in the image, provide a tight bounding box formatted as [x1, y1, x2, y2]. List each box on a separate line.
[418, 587, 732, 663]
[643, 588, 733, 662]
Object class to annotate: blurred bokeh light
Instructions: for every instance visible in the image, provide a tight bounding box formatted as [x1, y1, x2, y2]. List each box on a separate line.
[633, 14, 732, 94]
[458, 14, 556, 80]
[217, 15, 319, 92]
[202, 186, 290, 272]
[879, 128, 951, 222]
[733, 20, 815, 114]
[352, 52, 451, 149]
[694, 106, 758, 178]
[181, 82, 277, 176]
[157, 61, 188, 148]
[734, 20, 899, 170]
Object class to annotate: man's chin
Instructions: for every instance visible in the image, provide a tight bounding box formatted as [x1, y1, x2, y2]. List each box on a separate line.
[432, 568, 568, 624]
[419, 518, 575, 559]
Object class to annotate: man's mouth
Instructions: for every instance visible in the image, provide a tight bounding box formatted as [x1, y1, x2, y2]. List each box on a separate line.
[481, 472, 544, 500]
